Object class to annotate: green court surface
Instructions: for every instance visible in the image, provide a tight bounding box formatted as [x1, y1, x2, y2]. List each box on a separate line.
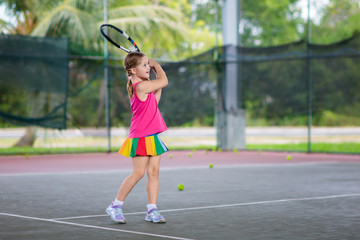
[0, 151, 359, 240]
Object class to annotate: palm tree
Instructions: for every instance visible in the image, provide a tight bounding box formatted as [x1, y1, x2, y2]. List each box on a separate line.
[31, 0, 188, 58]
[2, 0, 189, 146]
[1, 0, 60, 34]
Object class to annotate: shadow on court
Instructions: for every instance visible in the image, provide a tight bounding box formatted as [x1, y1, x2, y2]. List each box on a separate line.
[0, 151, 360, 240]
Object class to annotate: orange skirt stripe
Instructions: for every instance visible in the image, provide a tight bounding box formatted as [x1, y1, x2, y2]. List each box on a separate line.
[145, 136, 154, 156]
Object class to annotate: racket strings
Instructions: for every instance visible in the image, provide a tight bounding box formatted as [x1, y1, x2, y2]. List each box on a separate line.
[103, 26, 139, 53]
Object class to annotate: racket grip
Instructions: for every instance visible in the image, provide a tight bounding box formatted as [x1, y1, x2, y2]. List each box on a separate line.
[149, 67, 158, 80]
[151, 67, 158, 75]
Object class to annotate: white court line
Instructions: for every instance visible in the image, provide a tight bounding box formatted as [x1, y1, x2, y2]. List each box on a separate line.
[0, 212, 194, 240]
[53, 193, 360, 221]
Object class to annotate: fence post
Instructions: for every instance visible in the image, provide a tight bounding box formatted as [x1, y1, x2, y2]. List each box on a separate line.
[217, 0, 246, 150]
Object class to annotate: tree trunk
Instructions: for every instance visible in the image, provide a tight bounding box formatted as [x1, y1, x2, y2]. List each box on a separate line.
[13, 127, 37, 147]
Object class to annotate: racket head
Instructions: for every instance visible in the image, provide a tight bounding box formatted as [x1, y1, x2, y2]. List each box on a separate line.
[100, 24, 141, 53]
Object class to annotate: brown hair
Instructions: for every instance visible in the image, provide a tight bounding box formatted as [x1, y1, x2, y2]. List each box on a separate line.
[124, 52, 147, 98]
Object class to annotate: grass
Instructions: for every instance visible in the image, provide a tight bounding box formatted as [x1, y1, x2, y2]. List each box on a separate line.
[0, 147, 117, 156]
[0, 145, 214, 156]
[0, 143, 359, 156]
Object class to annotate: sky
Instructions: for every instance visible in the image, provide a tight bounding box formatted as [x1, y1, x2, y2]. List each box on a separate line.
[296, 0, 330, 24]
[0, 0, 331, 27]
[0, 3, 16, 25]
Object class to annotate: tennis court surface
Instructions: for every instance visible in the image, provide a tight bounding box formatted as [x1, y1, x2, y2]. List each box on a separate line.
[1, 150, 359, 240]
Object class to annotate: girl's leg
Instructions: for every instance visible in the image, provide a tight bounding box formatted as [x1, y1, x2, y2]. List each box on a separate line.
[116, 156, 150, 201]
[146, 155, 161, 204]
[144, 155, 166, 223]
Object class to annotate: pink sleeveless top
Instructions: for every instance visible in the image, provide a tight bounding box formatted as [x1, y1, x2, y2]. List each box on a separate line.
[128, 82, 167, 138]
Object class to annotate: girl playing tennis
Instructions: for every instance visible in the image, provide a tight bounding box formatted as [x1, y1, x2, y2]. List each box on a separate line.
[106, 52, 168, 224]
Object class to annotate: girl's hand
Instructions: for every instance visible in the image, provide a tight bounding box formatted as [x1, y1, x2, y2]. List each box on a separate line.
[149, 59, 156, 68]
[149, 59, 157, 68]
[136, 58, 168, 96]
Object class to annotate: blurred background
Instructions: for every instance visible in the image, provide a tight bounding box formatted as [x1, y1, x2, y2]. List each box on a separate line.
[0, 0, 359, 154]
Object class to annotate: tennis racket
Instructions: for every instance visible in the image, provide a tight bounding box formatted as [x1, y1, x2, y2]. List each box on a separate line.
[100, 24, 141, 53]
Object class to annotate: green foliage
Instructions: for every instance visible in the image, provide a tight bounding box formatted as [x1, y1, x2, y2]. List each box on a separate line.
[187, 0, 218, 31]
[311, 0, 360, 44]
[0, 18, 12, 33]
[1, 0, 360, 130]
[19, 0, 216, 59]
[181, 116, 214, 127]
[313, 110, 360, 126]
[0, 88, 27, 126]
[240, 0, 304, 46]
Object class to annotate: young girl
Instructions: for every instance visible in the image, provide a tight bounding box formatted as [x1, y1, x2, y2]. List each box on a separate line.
[106, 52, 169, 224]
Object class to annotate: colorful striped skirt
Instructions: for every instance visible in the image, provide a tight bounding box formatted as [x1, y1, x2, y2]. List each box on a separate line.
[118, 134, 169, 157]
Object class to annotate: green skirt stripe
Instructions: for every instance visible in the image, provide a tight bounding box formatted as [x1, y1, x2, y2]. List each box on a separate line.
[154, 135, 166, 155]
[130, 138, 139, 157]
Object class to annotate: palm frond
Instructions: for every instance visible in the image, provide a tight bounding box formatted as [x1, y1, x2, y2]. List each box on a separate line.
[0, 19, 14, 34]
[31, 5, 95, 40]
[107, 17, 187, 34]
[30, 0, 62, 14]
[107, 5, 184, 23]
[64, 0, 103, 13]
[105, 16, 187, 47]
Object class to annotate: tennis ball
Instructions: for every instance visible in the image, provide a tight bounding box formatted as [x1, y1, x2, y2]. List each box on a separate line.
[188, 153, 192, 158]
[178, 184, 184, 191]
[287, 155, 292, 160]
[193, 149, 197, 153]
[25, 154, 29, 158]
[169, 154, 173, 159]
[218, 148, 222, 152]
[233, 149, 238, 155]
[209, 163, 213, 168]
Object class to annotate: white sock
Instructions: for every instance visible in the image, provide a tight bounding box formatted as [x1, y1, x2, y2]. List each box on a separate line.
[113, 199, 124, 207]
[147, 204, 157, 211]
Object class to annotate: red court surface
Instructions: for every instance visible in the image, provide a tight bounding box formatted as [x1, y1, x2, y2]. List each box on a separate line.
[1, 150, 359, 175]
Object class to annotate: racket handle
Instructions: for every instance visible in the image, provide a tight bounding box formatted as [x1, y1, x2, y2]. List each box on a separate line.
[150, 67, 158, 80]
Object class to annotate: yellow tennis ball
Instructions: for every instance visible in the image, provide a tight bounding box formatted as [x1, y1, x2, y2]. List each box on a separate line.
[178, 184, 184, 191]
[209, 163, 213, 168]
[25, 154, 29, 158]
[218, 148, 222, 152]
[233, 149, 238, 155]
[169, 154, 173, 159]
[193, 149, 197, 153]
[287, 155, 292, 160]
[188, 153, 192, 158]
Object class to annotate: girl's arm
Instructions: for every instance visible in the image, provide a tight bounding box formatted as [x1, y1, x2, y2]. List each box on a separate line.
[154, 88, 162, 104]
[137, 59, 168, 97]
[152, 66, 163, 103]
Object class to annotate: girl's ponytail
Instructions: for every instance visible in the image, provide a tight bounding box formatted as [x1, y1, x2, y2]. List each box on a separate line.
[123, 52, 146, 98]
[127, 76, 134, 98]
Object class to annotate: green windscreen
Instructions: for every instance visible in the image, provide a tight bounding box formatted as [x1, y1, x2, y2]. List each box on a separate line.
[0, 34, 69, 129]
